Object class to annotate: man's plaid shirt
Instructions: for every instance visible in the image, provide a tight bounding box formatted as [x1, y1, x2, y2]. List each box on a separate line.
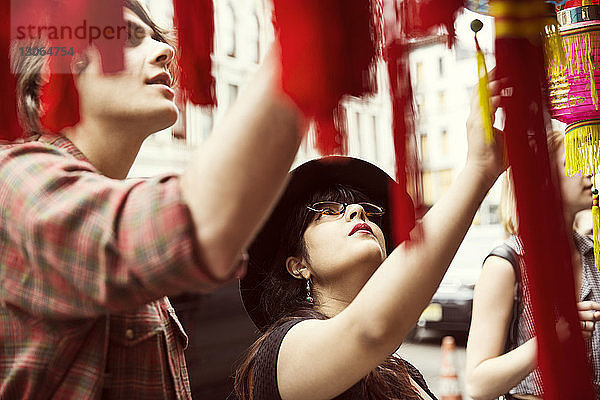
[0, 135, 222, 399]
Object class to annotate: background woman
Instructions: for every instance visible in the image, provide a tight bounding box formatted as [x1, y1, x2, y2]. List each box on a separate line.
[465, 131, 600, 400]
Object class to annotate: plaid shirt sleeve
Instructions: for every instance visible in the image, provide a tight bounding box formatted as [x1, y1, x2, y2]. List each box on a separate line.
[0, 142, 218, 319]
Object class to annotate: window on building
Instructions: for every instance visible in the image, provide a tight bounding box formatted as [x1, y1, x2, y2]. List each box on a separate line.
[229, 83, 239, 106]
[205, 113, 214, 140]
[355, 112, 362, 154]
[439, 91, 446, 112]
[441, 129, 449, 155]
[416, 62, 423, 86]
[422, 170, 434, 205]
[438, 57, 444, 77]
[371, 115, 378, 159]
[250, 13, 261, 63]
[189, 108, 214, 145]
[419, 133, 428, 162]
[223, 4, 236, 57]
[439, 169, 453, 194]
[488, 204, 500, 225]
[415, 94, 425, 116]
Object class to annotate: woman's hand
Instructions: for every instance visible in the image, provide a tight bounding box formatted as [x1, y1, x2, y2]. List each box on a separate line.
[577, 301, 600, 339]
[465, 71, 508, 186]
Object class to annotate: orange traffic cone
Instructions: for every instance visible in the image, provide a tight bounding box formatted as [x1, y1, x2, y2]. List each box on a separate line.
[439, 336, 463, 400]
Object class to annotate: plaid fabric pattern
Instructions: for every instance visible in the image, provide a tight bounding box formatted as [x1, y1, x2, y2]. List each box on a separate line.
[575, 232, 600, 398]
[505, 233, 600, 398]
[0, 135, 217, 399]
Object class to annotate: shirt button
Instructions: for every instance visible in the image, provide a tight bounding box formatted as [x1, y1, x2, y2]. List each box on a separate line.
[125, 329, 134, 340]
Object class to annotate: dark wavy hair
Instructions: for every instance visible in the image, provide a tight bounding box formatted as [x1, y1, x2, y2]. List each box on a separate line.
[234, 184, 421, 400]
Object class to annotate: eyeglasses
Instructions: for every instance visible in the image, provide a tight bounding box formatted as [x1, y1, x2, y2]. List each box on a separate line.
[306, 201, 385, 221]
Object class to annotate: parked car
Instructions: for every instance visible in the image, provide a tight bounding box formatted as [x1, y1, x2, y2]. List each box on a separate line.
[410, 224, 505, 341]
[416, 276, 475, 337]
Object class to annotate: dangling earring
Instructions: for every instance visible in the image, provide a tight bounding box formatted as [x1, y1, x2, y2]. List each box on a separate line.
[305, 278, 314, 304]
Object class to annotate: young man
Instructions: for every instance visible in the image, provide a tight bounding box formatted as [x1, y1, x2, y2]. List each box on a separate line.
[0, 1, 302, 398]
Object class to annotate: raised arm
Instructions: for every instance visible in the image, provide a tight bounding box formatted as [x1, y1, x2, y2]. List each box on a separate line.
[180, 48, 303, 281]
[465, 256, 537, 400]
[275, 81, 506, 400]
[466, 257, 600, 400]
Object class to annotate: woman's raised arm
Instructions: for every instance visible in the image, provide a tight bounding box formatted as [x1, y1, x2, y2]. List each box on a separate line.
[275, 80, 506, 400]
[465, 256, 537, 400]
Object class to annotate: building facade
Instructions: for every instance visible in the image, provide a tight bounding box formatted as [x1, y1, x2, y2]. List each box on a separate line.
[132, 0, 396, 178]
[410, 10, 500, 223]
[133, 0, 500, 224]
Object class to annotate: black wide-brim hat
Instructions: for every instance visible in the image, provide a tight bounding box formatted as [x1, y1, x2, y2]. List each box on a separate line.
[240, 156, 415, 332]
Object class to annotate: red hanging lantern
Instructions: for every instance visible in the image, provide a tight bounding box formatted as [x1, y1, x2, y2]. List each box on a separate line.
[173, 0, 216, 106]
[273, 0, 381, 155]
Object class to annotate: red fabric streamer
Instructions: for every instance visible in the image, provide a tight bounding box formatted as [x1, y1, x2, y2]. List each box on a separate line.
[385, 39, 420, 245]
[403, 0, 464, 46]
[0, 0, 22, 142]
[29, 0, 79, 135]
[494, 1, 596, 398]
[173, 0, 216, 106]
[39, 61, 80, 135]
[273, 0, 380, 155]
[382, 0, 465, 244]
[89, 0, 125, 74]
[314, 107, 348, 156]
[6, 0, 215, 138]
[38, 0, 84, 133]
[8, 0, 125, 136]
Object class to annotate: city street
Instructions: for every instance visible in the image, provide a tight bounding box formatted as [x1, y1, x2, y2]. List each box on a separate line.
[397, 330, 469, 399]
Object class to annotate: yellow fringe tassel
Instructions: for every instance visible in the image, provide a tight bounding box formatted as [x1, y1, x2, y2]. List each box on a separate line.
[557, 30, 600, 110]
[564, 120, 600, 177]
[586, 33, 599, 110]
[543, 22, 565, 78]
[475, 35, 493, 143]
[544, 23, 569, 111]
[593, 191, 600, 270]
